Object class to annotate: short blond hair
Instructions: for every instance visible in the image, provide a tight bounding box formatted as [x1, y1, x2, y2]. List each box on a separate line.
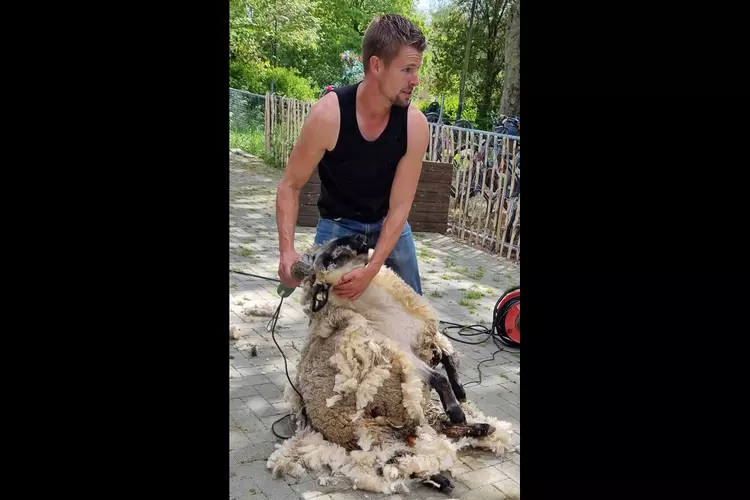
[362, 14, 426, 74]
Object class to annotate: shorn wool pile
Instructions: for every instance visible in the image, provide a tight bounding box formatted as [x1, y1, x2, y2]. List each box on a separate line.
[267, 234, 516, 495]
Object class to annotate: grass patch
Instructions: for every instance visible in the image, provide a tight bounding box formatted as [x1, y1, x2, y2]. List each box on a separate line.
[463, 290, 483, 300]
[445, 262, 484, 281]
[417, 247, 436, 260]
[239, 247, 252, 257]
[429, 290, 444, 298]
[413, 232, 425, 240]
[441, 274, 462, 280]
[458, 298, 477, 310]
[229, 126, 287, 169]
[230, 127, 265, 157]
[244, 238, 256, 243]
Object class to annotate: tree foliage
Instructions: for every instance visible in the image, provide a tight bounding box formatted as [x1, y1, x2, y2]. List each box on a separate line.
[228, 0, 518, 128]
[425, 0, 514, 128]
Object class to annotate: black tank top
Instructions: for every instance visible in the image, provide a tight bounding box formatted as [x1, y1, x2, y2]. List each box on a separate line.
[316, 82, 409, 223]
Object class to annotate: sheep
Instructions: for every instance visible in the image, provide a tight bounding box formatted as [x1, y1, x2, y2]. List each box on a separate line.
[267, 234, 515, 495]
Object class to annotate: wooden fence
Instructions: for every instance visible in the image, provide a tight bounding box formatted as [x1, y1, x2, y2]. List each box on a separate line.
[264, 93, 313, 168]
[426, 123, 521, 261]
[263, 92, 520, 261]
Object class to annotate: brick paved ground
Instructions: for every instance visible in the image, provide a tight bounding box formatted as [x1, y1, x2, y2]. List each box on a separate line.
[229, 152, 520, 500]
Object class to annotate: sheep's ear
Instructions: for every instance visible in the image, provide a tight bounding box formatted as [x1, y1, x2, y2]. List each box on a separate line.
[311, 282, 329, 312]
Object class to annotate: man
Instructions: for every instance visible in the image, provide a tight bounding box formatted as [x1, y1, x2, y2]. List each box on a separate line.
[276, 14, 429, 300]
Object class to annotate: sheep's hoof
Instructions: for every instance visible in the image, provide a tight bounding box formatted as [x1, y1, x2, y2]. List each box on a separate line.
[472, 423, 495, 436]
[424, 474, 453, 492]
[446, 404, 466, 424]
[453, 384, 467, 402]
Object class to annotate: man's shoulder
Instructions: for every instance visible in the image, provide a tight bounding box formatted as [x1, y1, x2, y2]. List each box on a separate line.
[406, 103, 428, 138]
[406, 103, 427, 126]
[303, 92, 340, 151]
[308, 92, 340, 127]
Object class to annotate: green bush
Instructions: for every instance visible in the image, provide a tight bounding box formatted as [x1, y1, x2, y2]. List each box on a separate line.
[441, 95, 477, 123]
[229, 60, 316, 101]
[229, 60, 264, 94]
[262, 67, 316, 101]
[414, 95, 477, 123]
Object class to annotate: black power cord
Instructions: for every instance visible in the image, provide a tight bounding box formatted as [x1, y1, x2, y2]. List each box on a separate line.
[265, 293, 306, 440]
[229, 269, 281, 282]
[439, 287, 520, 388]
[230, 269, 302, 439]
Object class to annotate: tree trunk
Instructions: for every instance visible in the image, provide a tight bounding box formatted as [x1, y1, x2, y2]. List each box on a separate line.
[499, 0, 520, 116]
[456, 0, 478, 121]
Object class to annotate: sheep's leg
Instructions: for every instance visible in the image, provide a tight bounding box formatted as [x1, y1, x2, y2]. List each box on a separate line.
[434, 419, 495, 438]
[440, 353, 467, 403]
[429, 371, 466, 424]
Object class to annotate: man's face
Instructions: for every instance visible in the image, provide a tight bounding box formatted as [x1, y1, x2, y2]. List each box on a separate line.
[373, 45, 423, 108]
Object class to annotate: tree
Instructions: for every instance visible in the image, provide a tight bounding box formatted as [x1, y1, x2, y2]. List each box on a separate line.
[499, 0, 520, 116]
[428, 2, 469, 97]
[456, 0, 478, 120]
[427, 0, 512, 129]
[473, 0, 510, 128]
[229, 0, 320, 67]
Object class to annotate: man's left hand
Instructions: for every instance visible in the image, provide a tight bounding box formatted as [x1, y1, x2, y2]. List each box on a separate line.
[333, 265, 379, 301]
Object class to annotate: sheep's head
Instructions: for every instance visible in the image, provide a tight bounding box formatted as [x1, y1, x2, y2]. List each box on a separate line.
[297, 234, 372, 312]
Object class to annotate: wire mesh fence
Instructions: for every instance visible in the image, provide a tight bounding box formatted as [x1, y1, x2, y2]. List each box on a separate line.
[229, 88, 267, 157]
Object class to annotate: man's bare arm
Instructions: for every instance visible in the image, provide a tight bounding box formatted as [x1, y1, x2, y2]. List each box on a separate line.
[367, 105, 429, 271]
[276, 93, 339, 284]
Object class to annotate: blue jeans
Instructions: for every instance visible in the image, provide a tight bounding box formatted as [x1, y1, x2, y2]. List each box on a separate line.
[314, 217, 423, 295]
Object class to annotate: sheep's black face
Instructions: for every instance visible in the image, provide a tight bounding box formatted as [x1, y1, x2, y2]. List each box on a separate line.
[308, 234, 371, 312]
[312, 234, 370, 274]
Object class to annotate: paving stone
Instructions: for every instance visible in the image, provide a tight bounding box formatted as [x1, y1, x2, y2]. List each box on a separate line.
[255, 383, 285, 403]
[243, 395, 278, 418]
[231, 397, 249, 410]
[461, 484, 507, 500]
[493, 478, 520, 500]
[455, 467, 509, 490]
[230, 384, 261, 399]
[495, 462, 520, 483]
[230, 442, 282, 467]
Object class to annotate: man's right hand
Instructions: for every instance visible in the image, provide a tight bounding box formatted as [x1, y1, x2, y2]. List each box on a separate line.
[278, 250, 302, 288]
